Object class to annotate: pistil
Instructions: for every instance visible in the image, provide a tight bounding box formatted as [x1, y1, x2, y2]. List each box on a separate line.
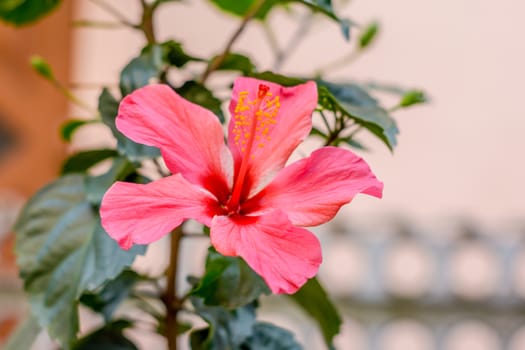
[227, 85, 270, 211]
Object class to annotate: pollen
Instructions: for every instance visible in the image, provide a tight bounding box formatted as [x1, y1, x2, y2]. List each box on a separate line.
[231, 88, 281, 154]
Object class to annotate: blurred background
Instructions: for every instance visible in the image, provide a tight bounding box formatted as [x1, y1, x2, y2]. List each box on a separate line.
[1, 0, 524, 349]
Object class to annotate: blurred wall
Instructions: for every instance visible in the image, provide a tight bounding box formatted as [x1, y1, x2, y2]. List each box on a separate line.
[0, 2, 72, 346]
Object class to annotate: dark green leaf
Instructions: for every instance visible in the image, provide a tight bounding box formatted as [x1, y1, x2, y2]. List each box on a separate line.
[317, 80, 378, 108]
[85, 157, 136, 205]
[241, 322, 303, 350]
[72, 320, 138, 350]
[99, 88, 160, 160]
[30, 55, 54, 80]
[248, 72, 398, 149]
[317, 81, 399, 150]
[157, 319, 193, 337]
[176, 81, 225, 122]
[248, 71, 306, 87]
[293, 0, 352, 40]
[192, 249, 270, 309]
[0, 0, 62, 26]
[399, 89, 427, 107]
[208, 0, 279, 20]
[359, 22, 379, 49]
[154, 40, 204, 68]
[340, 137, 368, 151]
[14, 175, 144, 348]
[80, 270, 143, 321]
[213, 53, 255, 74]
[190, 298, 256, 349]
[61, 149, 118, 175]
[4, 315, 41, 350]
[288, 277, 341, 349]
[120, 45, 164, 96]
[60, 119, 93, 142]
[190, 328, 211, 349]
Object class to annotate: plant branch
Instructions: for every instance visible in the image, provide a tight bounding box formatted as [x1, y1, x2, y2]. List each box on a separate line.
[89, 0, 138, 28]
[73, 19, 129, 28]
[200, 0, 267, 84]
[162, 226, 184, 350]
[273, 12, 313, 71]
[139, 0, 157, 44]
[316, 49, 360, 77]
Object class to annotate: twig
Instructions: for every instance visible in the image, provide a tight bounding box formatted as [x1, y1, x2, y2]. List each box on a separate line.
[262, 22, 281, 57]
[89, 0, 138, 28]
[316, 49, 360, 77]
[200, 0, 267, 84]
[273, 12, 314, 71]
[73, 19, 128, 28]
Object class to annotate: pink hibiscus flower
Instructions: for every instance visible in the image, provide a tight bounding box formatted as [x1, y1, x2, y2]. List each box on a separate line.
[100, 77, 383, 294]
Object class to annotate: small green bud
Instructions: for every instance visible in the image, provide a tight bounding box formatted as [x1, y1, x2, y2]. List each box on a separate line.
[359, 22, 379, 49]
[30, 55, 54, 80]
[400, 90, 427, 107]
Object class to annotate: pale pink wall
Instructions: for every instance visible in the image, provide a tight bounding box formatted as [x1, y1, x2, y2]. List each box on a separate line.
[72, 0, 525, 226]
[69, 1, 525, 348]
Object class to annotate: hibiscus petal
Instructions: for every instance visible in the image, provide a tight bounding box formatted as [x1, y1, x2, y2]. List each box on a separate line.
[117, 84, 232, 202]
[243, 147, 383, 227]
[101, 174, 219, 249]
[210, 210, 322, 294]
[227, 77, 317, 198]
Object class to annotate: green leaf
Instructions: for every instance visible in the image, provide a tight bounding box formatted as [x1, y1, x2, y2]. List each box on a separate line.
[293, 0, 352, 40]
[0, 0, 62, 26]
[340, 137, 368, 151]
[250, 72, 398, 150]
[249, 71, 306, 87]
[85, 156, 136, 205]
[155, 40, 204, 68]
[30, 55, 54, 80]
[190, 298, 256, 349]
[72, 320, 138, 350]
[0, 0, 25, 12]
[61, 149, 118, 175]
[399, 89, 427, 107]
[60, 119, 93, 142]
[288, 278, 341, 349]
[208, 0, 279, 20]
[317, 81, 399, 150]
[208, 0, 351, 40]
[14, 175, 144, 348]
[213, 53, 255, 75]
[120, 45, 164, 96]
[241, 322, 303, 349]
[4, 314, 41, 350]
[99, 88, 160, 160]
[192, 249, 270, 309]
[359, 21, 379, 49]
[176, 81, 225, 122]
[80, 270, 143, 322]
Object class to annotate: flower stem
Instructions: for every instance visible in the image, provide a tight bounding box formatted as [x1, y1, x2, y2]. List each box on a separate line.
[200, 0, 267, 84]
[163, 226, 183, 350]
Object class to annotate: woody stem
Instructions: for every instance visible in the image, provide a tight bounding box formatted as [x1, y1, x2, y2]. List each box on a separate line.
[162, 226, 183, 350]
[200, 0, 267, 84]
